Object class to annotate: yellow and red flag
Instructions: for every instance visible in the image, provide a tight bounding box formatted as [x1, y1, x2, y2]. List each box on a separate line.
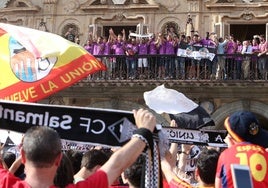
[0, 23, 106, 102]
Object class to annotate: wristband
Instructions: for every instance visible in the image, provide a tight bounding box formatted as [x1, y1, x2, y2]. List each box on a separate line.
[132, 134, 149, 146]
[132, 128, 153, 151]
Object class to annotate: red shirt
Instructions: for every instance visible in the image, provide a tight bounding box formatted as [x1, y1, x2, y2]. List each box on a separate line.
[0, 163, 108, 188]
[216, 142, 268, 188]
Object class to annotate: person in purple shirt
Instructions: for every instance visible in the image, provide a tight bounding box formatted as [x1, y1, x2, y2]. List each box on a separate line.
[93, 36, 104, 56]
[102, 36, 114, 79]
[113, 36, 126, 55]
[200, 32, 217, 79]
[155, 33, 166, 79]
[200, 32, 217, 48]
[225, 35, 237, 79]
[165, 34, 176, 79]
[138, 38, 149, 78]
[84, 39, 94, 54]
[92, 36, 105, 79]
[111, 29, 126, 79]
[125, 37, 138, 79]
[148, 34, 158, 55]
[148, 34, 158, 78]
[234, 40, 243, 79]
[257, 35, 268, 79]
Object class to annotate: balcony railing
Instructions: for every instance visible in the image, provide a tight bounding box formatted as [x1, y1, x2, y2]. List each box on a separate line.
[83, 54, 268, 82]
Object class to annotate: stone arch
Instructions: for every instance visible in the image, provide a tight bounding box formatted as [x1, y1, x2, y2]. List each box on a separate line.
[161, 21, 180, 36]
[212, 100, 268, 130]
[15, 0, 33, 7]
[0, 17, 8, 23]
[157, 17, 183, 35]
[57, 19, 81, 38]
[94, 13, 146, 23]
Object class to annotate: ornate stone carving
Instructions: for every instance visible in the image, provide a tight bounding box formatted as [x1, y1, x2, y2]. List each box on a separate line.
[14, 0, 35, 7]
[49, 96, 65, 105]
[0, 0, 40, 11]
[63, 0, 79, 13]
[242, 12, 254, 20]
[154, 0, 180, 11]
[216, 0, 234, 2]
[43, 0, 58, 4]
[0, 17, 8, 22]
[100, 0, 107, 4]
[115, 12, 125, 21]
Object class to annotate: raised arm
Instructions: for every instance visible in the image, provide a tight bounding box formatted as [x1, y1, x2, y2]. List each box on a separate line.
[9, 155, 22, 174]
[0, 143, 8, 170]
[122, 29, 126, 41]
[100, 108, 156, 185]
[109, 28, 117, 41]
[168, 120, 179, 169]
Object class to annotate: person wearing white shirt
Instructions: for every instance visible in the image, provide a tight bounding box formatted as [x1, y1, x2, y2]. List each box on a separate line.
[241, 40, 253, 79]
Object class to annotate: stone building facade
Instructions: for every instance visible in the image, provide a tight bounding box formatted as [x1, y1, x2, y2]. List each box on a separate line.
[1, 0, 268, 129]
[1, 0, 268, 43]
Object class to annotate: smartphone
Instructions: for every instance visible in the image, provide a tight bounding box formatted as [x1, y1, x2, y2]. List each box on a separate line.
[231, 164, 253, 188]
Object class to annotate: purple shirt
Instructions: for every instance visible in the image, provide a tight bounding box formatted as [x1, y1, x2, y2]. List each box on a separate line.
[84, 44, 93, 54]
[148, 40, 158, 54]
[252, 45, 260, 53]
[226, 41, 237, 54]
[158, 41, 166, 55]
[125, 43, 138, 60]
[201, 39, 217, 54]
[235, 44, 243, 61]
[112, 41, 126, 55]
[126, 43, 138, 55]
[103, 42, 111, 55]
[226, 41, 237, 58]
[165, 40, 175, 54]
[138, 43, 148, 55]
[93, 42, 104, 55]
[252, 45, 260, 61]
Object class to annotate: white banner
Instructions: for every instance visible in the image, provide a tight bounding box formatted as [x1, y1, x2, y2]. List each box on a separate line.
[129, 32, 153, 38]
[177, 48, 216, 61]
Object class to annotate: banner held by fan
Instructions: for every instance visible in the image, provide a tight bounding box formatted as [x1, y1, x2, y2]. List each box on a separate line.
[0, 23, 106, 102]
[143, 84, 215, 129]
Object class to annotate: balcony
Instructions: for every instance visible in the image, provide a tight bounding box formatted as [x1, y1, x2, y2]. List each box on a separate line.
[53, 53, 268, 128]
[74, 54, 268, 87]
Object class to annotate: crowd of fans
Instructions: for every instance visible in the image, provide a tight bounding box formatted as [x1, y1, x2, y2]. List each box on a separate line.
[68, 27, 268, 81]
[1, 109, 268, 187]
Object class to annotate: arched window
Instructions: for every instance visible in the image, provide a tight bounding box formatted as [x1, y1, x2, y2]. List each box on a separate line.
[161, 21, 180, 37]
[61, 24, 79, 38]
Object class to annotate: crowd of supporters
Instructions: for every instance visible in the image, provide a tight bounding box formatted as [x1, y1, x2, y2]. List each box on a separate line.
[69, 27, 268, 81]
[1, 110, 268, 188]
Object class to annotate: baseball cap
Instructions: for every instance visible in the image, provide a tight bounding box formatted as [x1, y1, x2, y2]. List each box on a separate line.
[224, 111, 268, 148]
